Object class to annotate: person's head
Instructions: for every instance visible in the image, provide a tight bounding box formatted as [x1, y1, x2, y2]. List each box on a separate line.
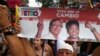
[57, 49, 74, 56]
[57, 40, 74, 56]
[30, 38, 44, 48]
[49, 18, 63, 36]
[66, 20, 79, 39]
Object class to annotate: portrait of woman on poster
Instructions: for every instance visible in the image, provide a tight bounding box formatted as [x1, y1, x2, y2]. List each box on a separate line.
[65, 20, 80, 41]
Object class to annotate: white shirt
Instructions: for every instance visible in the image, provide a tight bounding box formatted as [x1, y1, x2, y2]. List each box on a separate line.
[41, 32, 56, 40]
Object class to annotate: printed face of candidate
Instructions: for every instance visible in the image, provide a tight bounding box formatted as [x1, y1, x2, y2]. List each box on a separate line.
[50, 20, 62, 36]
[67, 24, 79, 39]
[57, 49, 73, 56]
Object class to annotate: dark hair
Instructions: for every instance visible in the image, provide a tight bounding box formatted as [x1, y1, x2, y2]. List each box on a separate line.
[66, 20, 79, 30]
[49, 18, 62, 31]
[0, 0, 8, 6]
[30, 38, 44, 47]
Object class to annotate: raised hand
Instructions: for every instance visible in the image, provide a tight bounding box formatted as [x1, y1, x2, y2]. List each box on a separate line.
[36, 19, 44, 38]
[13, 23, 21, 33]
[85, 22, 93, 29]
[37, 20, 44, 33]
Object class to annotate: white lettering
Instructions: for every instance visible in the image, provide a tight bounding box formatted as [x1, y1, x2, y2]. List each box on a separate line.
[56, 13, 60, 17]
[56, 13, 79, 18]
[56, 10, 80, 19]
[57, 10, 66, 13]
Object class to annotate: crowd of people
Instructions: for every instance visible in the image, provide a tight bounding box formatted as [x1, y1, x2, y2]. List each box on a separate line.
[0, 4, 100, 56]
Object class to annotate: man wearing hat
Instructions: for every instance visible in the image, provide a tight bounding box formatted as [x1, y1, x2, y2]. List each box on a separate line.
[57, 40, 74, 56]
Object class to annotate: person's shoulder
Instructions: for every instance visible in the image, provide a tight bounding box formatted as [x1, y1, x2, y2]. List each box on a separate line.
[44, 43, 52, 51]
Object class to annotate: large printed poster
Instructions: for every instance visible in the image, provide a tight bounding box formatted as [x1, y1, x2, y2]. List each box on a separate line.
[17, 7, 100, 56]
[18, 7, 100, 42]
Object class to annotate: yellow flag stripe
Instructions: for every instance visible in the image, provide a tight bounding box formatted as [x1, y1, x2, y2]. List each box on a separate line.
[15, 5, 19, 24]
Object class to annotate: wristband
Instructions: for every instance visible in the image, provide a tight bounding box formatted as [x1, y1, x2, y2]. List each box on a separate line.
[4, 31, 14, 35]
[3, 26, 15, 35]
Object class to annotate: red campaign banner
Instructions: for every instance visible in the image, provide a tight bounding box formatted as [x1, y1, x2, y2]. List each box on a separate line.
[18, 7, 100, 40]
[38, 8, 100, 24]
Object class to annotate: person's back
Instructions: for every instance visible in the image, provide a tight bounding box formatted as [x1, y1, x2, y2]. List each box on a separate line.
[44, 43, 53, 56]
[92, 46, 100, 56]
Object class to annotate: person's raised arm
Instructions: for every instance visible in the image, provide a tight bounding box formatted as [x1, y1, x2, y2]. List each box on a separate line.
[0, 5, 27, 56]
[36, 20, 44, 38]
[0, 5, 36, 56]
[85, 22, 100, 42]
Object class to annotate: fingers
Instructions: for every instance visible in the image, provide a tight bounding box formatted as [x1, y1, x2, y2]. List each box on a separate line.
[37, 20, 44, 27]
[37, 20, 44, 33]
[85, 21, 93, 29]
[14, 24, 22, 33]
[38, 19, 44, 24]
[85, 21, 89, 28]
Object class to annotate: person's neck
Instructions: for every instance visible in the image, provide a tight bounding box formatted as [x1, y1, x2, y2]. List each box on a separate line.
[68, 36, 79, 41]
[54, 34, 58, 38]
